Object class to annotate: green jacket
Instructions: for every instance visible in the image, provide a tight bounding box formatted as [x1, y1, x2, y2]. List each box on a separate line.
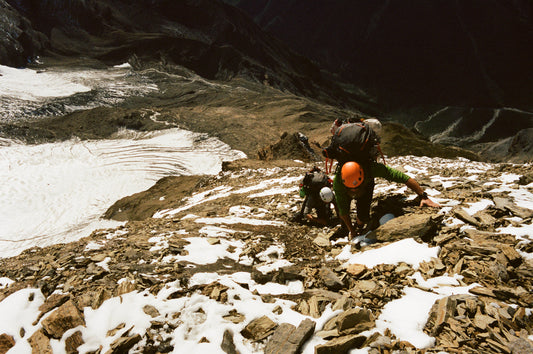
[333, 162, 410, 216]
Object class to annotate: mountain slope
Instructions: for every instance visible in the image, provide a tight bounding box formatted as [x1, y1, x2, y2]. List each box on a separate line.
[0, 156, 532, 353]
[228, 0, 533, 162]
[2, 0, 371, 109]
[232, 0, 533, 108]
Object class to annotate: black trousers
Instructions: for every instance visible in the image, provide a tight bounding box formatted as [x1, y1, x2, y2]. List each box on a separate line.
[354, 181, 375, 224]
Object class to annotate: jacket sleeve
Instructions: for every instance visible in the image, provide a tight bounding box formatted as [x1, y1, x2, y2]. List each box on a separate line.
[371, 162, 411, 183]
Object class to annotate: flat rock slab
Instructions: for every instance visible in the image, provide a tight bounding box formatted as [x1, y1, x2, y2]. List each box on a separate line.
[265, 319, 315, 354]
[336, 308, 375, 334]
[41, 300, 85, 339]
[241, 315, 278, 341]
[374, 213, 440, 242]
[315, 334, 366, 354]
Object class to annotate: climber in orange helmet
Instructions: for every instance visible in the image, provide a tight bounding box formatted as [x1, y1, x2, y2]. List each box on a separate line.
[334, 161, 440, 240]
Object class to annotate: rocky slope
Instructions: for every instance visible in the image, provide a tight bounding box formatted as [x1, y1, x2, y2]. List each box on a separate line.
[0, 154, 532, 353]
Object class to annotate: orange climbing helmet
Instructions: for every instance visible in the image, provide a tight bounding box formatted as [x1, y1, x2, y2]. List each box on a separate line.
[341, 161, 364, 188]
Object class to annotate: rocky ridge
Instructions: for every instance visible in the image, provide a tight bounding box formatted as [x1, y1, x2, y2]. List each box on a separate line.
[0, 155, 532, 353]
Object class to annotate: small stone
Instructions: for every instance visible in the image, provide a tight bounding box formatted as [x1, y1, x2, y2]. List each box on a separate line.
[105, 334, 141, 354]
[65, 330, 84, 354]
[223, 310, 245, 324]
[320, 267, 344, 291]
[33, 294, 70, 325]
[315, 334, 366, 354]
[308, 296, 320, 318]
[473, 312, 496, 331]
[432, 297, 457, 335]
[143, 305, 160, 318]
[335, 308, 375, 334]
[28, 329, 52, 354]
[499, 245, 523, 267]
[115, 279, 136, 296]
[313, 236, 331, 247]
[92, 288, 112, 309]
[264, 319, 315, 354]
[452, 208, 481, 227]
[90, 254, 107, 262]
[240, 316, 277, 341]
[0, 333, 16, 354]
[332, 293, 354, 312]
[507, 338, 533, 354]
[221, 329, 237, 354]
[346, 264, 367, 277]
[107, 323, 126, 337]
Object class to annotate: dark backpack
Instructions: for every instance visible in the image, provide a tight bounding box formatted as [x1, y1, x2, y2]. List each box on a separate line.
[302, 170, 329, 192]
[322, 121, 380, 165]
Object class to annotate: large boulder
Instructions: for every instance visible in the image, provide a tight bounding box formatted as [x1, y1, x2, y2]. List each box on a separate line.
[374, 213, 442, 242]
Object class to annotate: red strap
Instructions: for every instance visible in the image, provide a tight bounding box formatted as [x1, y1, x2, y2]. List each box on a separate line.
[325, 158, 334, 174]
[377, 143, 386, 165]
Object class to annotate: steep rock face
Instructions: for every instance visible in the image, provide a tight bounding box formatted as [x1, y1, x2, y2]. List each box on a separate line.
[413, 107, 533, 162]
[0, 0, 47, 66]
[476, 128, 533, 163]
[3, 0, 363, 107]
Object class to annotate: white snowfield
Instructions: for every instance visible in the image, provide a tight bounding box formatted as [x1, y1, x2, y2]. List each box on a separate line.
[0, 128, 246, 258]
[1, 156, 532, 353]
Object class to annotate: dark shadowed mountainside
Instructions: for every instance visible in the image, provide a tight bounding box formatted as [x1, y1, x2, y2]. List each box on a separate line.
[1, 0, 531, 162]
[227, 0, 533, 162]
[1, 0, 372, 109]
[0, 0, 47, 67]
[231, 0, 533, 108]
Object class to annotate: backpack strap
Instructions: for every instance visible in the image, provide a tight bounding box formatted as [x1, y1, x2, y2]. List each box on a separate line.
[355, 123, 372, 152]
[325, 157, 334, 174]
[377, 142, 386, 165]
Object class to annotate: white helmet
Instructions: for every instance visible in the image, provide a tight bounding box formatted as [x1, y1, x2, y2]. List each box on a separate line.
[319, 187, 334, 203]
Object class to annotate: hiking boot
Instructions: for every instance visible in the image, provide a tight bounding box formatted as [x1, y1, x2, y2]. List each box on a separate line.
[354, 223, 371, 236]
[289, 213, 305, 224]
[330, 225, 349, 240]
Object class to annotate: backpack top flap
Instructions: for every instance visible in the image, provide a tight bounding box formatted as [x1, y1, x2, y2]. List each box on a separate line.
[303, 171, 329, 191]
[332, 122, 378, 162]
